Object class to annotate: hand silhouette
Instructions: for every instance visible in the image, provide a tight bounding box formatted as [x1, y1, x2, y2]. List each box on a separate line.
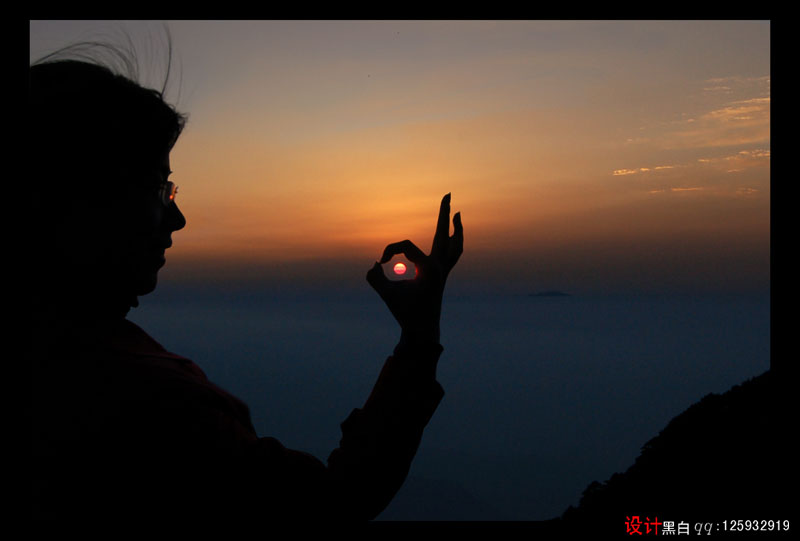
[367, 194, 463, 347]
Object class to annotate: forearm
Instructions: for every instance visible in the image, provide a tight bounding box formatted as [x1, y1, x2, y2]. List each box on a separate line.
[325, 343, 445, 520]
[366, 337, 443, 414]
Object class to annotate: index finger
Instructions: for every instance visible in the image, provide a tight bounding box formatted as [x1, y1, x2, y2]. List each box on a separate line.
[379, 239, 426, 265]
[431, 193, 451, 256]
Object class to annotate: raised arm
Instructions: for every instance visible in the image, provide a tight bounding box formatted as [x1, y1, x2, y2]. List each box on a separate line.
[316, 194, 464, 519]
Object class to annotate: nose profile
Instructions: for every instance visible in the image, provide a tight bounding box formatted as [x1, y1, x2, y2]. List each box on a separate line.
[168, 201, 187, 232]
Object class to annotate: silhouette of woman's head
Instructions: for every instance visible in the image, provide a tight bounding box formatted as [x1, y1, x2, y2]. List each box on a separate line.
[30, 43, 188, 318]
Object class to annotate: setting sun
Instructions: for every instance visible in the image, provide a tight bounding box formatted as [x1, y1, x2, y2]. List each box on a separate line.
[29, 19, 772, 525]
[29, 20, 770, 296]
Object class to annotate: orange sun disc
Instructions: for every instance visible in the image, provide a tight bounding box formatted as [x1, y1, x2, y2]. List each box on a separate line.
[393, 262, 407, 275]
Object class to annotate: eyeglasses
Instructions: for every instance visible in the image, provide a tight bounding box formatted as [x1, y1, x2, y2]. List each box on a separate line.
[158, 180, 179, 207]
[115, 167, 179, 207]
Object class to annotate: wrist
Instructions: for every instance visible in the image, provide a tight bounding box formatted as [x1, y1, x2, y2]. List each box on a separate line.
[393, 332, 443, 381]
[399, 326, 440, 349]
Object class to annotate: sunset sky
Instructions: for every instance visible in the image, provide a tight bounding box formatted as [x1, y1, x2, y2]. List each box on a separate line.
[30, 20, 770, 295]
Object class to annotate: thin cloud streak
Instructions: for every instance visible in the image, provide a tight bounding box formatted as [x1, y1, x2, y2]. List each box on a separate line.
[29, 20, 769, 293]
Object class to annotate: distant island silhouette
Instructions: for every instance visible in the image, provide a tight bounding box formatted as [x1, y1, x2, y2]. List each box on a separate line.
[529, 290, 571, 297]
[553, 370, 786, 534]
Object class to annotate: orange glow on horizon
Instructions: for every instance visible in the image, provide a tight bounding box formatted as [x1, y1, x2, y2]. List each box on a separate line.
[90, 19, 767, 282]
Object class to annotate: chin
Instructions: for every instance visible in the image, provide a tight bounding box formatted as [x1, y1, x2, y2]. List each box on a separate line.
[134, 272, 159, 297]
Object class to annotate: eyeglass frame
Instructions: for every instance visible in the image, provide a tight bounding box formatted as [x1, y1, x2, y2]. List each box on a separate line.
[115, 167, 179, 208]
[158, 180, 179, 207]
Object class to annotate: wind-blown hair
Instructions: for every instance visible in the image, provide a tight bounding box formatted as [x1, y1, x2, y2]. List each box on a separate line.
[29, 40, 188, 208]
